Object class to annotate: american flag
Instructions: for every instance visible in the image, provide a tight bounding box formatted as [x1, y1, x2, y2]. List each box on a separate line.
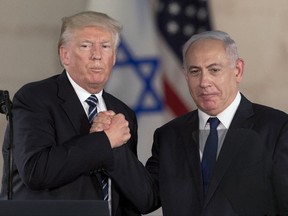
[155, 0, 212, 116]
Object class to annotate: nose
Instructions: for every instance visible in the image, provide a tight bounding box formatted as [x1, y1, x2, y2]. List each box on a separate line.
[199, 71, 212, 88]
[91, 48, 101, 60]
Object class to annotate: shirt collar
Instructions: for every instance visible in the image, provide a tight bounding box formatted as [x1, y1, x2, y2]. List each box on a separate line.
[66, 71, 103, 104]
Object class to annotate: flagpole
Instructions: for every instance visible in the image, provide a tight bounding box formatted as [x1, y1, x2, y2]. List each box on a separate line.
[0, 90, 13, 200]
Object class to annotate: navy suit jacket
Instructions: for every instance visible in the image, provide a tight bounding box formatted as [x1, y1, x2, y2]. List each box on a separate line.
[0, 71, 140, 216]
[110, 94, 288, 215]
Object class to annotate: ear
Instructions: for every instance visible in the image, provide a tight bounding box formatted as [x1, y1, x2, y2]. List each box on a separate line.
[59, 46, 69, 66]
[112, 51, 117, 66]
[182, 67, 189, 81]
[234, 58, 244, 82]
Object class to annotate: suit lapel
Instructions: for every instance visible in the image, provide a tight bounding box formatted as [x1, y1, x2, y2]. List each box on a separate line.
[102, 91, 119, 113]
[57, 71, 90, 134]
[203, 95, 255, 206]
[181, 112, 205, 204]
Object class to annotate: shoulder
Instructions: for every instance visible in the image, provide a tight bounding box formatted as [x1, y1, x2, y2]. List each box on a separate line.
[252, 102, 288, 124]
[13, 74, 62, 109]
[16, 74, 60, 97]
[240, 93, 288, 124]
[157, 110, 197, 132]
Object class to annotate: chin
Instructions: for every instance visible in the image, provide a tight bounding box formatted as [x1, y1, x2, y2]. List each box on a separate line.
[201, 105, 219, 115]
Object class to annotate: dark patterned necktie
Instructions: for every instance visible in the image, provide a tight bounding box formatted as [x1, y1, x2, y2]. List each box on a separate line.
[201, 117, 220, 194]
[86, 95, 98, 123]
[101, 174, 108, 201]
[86, 95, 108, 201]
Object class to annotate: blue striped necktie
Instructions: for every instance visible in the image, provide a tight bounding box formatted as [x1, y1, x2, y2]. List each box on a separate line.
[85, 95, 108, 201]
[201, 117, 220, 194]
[86, 95, 98, 123]
[101, 174, 108, 201]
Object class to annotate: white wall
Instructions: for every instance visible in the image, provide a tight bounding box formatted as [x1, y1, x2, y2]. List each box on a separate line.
[0, 0, 87, 190]
[210, 0, 288, 111]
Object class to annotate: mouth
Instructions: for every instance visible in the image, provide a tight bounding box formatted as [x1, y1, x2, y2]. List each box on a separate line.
[199, 93, 217, 99]
[90, 67, 103, 72]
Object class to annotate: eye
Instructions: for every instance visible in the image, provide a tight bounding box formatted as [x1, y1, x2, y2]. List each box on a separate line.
[102, 43, 111, 49]
[187, 68, 201, 76]
[209, 68, 221, 73]
[80, 43, 92, 49]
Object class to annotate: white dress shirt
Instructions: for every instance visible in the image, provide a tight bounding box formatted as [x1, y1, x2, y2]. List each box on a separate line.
[66, 71, 112, 213]
[198, 92, 241, 160]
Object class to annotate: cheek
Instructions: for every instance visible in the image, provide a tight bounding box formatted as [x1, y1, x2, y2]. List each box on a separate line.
[220, 77, 237, 96]
[104, 54, 116, 70]
[63, 52, 75, 66]
[73, 52, 86, 61]
[187, 80, 199, 98]
[218, 73, 234, 87]
[187, 77, 198, 89]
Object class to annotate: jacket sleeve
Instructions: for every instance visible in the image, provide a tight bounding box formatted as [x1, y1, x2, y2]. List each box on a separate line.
[108, 145, 160, 214]
[272, 120, 288, 214]
[12, 85, 114, 190]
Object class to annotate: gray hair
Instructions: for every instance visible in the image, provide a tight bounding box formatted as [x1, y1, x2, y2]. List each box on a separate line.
[58, 11, 123, 52]
[182, 30, 239, 68]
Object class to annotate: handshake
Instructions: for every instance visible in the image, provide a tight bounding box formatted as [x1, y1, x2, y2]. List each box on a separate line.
[89, 111, 131, 148]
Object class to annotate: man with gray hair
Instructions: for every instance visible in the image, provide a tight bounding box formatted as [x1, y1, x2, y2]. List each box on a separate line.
[99, 30, 288, 215]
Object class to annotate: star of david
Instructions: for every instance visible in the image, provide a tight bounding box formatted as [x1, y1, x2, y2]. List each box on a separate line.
[114, 38, 163, 116]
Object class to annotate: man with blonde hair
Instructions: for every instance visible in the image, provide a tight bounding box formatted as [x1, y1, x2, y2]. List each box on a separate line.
[0, 11, 141, 216]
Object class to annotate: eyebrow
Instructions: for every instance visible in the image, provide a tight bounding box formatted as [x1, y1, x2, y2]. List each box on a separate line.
[100, 40, 112, 44]
[188, 63, 222, 70]
[80, 39, 111, 43]
[80, 39, 93, 43]
[207, 63, 222, 68]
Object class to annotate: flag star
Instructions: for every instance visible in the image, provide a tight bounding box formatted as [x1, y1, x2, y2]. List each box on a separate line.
[167, 21, 179, 34]
[185, 5, 196, 17]
[156, 0, 212, 116]
[168, 2, 181, 15]
[114, 38, 163, 116]
[157, 0, 212, 61]
[197, 7, 208, 20]
[183, 24, 195, 36]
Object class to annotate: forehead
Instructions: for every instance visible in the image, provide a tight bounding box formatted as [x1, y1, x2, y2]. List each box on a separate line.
[188, 39, 226, 55]
[185, 39, 229, 64]
[73, 26, 113, 40]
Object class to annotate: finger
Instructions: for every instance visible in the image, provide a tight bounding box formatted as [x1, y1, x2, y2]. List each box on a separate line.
[90, 122, 110, 133]
[112, 113, 128, 125]
[97, 110, 116, 117]
[123, 130, 131, 143]
[92, 113, 112, 124]
[106, 110, 116, 116]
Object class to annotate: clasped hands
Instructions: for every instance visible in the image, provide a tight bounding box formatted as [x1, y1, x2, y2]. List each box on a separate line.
[89, 111, 131, 148]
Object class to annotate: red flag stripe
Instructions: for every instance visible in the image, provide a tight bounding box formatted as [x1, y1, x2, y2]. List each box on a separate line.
[163, 74, 190, 116]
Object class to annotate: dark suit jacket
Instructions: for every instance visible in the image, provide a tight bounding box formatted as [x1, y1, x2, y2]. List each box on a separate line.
[110, 94, 288, 215]
[0, 71, 140, 216]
